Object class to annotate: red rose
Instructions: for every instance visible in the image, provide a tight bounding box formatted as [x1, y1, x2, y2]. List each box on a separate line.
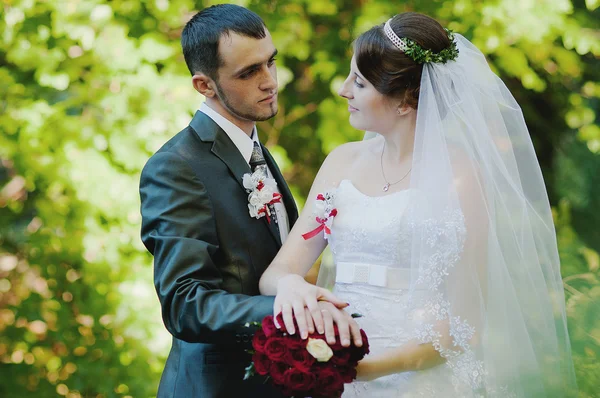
[315, 366, 345, 396]
[264, 336, 288, 362]
[349, 329, 370, 361]
[330, 349, 351, 366]
[283, 368, 316, 393]
[252, 328, 269, 353]
[360, 329, 369, 352]
[284, 344, 315, 372]
[339, 365, 358, 383]
[269, 360, 289, 385]
[282, 335, 307, 351]
[261, 315, 279, 337]
[252, 352, 270, 376]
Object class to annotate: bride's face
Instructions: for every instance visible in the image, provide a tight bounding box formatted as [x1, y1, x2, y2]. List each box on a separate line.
[338, 56, 397, 133]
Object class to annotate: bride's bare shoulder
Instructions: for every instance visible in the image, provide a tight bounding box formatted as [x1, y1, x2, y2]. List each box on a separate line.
[324, 136, 380, 166]
[316, 137, 380, 185]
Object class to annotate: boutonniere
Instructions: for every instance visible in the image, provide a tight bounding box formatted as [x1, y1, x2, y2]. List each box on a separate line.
[243, 169, 282, 223]
[302, 190, 337, 240]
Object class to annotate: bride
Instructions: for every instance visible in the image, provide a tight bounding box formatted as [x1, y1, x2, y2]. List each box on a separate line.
[259, 12, 576, 397]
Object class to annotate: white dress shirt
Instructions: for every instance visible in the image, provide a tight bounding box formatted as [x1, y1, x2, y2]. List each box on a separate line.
[199, 102, 290, 243]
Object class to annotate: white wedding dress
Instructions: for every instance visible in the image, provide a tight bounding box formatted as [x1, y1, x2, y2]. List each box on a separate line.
[329, 180, 468, 398]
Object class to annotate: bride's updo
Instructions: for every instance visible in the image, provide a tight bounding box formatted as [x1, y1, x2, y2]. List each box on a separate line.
[354, 12, 451, 109]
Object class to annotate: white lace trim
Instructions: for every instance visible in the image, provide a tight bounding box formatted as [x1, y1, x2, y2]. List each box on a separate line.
[409, 208, 489, 391]
[413, 209, 466, 290]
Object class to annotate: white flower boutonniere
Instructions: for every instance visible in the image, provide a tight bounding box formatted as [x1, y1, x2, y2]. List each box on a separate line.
[243, 169, 282, 223]
[302, 190, 337, 240]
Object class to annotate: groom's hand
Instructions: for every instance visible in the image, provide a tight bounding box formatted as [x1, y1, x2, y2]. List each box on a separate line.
[317, 301, 363, 348]
[274, 274, 348, 339]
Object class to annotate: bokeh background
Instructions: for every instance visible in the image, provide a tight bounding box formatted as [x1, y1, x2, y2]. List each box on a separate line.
[1, 0, 599, 397]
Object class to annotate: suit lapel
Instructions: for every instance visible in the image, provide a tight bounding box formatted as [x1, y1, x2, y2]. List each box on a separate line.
[262, 145, 299, 228]
[189, 111, 283, 247]
[211, 131, 252, 193]
[190, 111, 252, 191]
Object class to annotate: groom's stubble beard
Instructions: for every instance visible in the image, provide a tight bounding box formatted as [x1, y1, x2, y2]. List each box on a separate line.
[214, 80, 278, 122]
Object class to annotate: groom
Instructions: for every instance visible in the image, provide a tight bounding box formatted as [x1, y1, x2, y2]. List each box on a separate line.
[139, 5, 298, 397]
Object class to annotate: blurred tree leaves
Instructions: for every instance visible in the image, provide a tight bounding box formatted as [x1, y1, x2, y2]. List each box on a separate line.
[1, 0, 598, 396]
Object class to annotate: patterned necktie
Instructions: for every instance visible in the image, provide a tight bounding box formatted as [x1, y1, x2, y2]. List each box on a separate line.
[249, 141, 268, 172]
[249, 141, 280, 231]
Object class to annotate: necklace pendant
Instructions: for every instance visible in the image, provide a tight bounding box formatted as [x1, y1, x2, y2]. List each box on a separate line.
[383, 183, 390, 192]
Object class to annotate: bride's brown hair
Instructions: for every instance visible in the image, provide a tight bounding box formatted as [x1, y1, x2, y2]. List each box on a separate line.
[354, 12, 451, 109]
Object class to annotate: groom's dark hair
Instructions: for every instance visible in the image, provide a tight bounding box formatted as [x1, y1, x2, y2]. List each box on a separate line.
[181, 4, 267, 80]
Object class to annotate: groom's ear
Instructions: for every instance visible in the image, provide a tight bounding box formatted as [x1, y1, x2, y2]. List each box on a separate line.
[192, 73, 216, 98]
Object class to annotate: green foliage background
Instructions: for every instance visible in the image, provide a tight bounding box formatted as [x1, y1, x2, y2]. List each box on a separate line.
[1, 0, 598, 397]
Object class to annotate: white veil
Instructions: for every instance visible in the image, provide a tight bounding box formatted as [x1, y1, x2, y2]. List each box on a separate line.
[387, 34, 577, 396]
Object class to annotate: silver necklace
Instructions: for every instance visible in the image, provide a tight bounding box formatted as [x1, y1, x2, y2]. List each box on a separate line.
[380, 140, 412, 192]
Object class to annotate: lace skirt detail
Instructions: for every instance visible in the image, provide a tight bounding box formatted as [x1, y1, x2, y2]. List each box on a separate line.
[333, 283, 465, 398]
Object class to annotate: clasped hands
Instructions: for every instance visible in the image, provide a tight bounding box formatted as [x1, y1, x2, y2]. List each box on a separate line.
[273, 274, 363, 348]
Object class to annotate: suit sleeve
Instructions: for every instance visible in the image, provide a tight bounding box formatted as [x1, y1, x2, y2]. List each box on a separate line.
[140, 151, 274, 344]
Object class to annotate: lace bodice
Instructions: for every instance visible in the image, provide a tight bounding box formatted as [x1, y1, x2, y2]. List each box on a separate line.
[328, 179, 412, 267]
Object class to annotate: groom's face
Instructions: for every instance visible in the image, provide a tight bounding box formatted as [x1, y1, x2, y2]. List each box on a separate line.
[213, 30, 279, 123]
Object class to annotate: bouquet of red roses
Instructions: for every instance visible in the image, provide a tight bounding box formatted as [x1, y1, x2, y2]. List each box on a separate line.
[244, 313, 369, 398]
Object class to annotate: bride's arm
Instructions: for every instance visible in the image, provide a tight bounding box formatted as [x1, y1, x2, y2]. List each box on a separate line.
[260, 143, 363, 344]
[259, 144, 348, 291]
[357, 341, 447, 381]
[356, 321, 456, 380]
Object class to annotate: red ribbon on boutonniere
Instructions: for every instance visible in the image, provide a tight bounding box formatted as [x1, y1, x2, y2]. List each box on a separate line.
[257, 193, 282, 224]
[302, 191, 337, 241]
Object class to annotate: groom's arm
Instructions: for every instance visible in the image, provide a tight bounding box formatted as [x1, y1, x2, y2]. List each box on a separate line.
[140, 151, 273, 345]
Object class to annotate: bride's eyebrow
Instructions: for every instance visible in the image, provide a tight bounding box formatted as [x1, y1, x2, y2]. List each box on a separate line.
[354, 72, 365, 81]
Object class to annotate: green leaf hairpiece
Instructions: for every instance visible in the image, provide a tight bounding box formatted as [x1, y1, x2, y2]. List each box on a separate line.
[384, 19, 459, 65]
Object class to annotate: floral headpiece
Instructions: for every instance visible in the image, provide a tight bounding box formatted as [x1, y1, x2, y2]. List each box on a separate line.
[383, 18, 459, 64]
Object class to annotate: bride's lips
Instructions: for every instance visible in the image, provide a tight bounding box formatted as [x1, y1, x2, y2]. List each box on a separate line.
[348, 104, 359, 112]
[259, 93, 277, 104]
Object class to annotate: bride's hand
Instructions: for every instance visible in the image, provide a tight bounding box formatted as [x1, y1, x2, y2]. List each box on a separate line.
[317, 301, 363, 348]
[273, 274, 348, 339]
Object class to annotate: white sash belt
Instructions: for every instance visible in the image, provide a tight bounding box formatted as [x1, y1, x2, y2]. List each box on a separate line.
[335, 262, 411, 289]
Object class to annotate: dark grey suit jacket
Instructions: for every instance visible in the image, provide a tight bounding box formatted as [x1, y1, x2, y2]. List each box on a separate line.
[140, 111, 298, 397]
